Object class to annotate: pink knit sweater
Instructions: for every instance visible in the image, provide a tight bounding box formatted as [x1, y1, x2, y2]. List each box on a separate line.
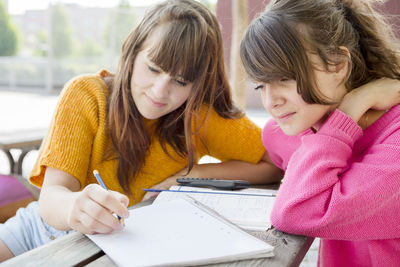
[263, 105, 400, 266]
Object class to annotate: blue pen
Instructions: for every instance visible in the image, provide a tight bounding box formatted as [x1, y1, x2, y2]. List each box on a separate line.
[93, 170, 122, 221]
[142, 188, 276, 197]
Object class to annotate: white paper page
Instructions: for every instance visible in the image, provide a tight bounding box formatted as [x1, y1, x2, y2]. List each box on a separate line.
[153, 186, 277, 231]
[87, 197, 273, 267]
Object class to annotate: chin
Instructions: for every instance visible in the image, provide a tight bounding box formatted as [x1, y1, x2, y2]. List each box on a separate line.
[282, 130, 298, 136]
[280, 125, 303, 136]
[142, 113, 163, 120]
[137, 107, 162, 120]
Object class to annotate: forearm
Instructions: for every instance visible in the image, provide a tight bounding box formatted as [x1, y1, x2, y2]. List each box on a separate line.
[142, 155, 283, 201]
[187, 160, 283, 184]
[38, 186, 79, 231]
[338, 87, 373, 122]
[339, 78, 400, 122]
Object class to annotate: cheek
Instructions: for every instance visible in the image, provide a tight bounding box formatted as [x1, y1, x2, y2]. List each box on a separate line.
[260, 90, 270, 113]
[315, 71, 347, 101]
[131, 70, 140, 91]
[172, 88, 191, 106]
[131, 65, 151, 91]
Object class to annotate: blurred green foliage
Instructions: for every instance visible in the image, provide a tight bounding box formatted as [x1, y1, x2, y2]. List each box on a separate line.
[0, 1, 20, 56]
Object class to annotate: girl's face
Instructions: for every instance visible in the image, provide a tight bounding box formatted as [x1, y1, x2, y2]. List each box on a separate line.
[257, 54, 348, 136]
[130, 48, 193, 120]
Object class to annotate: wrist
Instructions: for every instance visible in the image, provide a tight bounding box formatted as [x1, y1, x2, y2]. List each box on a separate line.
[339, 89, 370, 122]
[39, 187, 77, 231]
[183, 164, 213, 178]
[66, 193, 79, 230]
[183, 165, 200, 178]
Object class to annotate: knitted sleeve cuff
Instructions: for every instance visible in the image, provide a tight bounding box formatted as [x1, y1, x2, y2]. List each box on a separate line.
[318, 109, 363, 146]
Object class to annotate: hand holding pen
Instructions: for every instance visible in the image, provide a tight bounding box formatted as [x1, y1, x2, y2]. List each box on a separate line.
[66, 170, 129, 235]
[92, 170, 129, 223]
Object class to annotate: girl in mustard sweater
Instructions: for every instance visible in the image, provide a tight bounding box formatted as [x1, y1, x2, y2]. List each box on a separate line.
[0, 0, 283, 260]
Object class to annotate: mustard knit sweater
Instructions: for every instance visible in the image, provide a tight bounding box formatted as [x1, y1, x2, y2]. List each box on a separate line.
[30, 70, 265, 205]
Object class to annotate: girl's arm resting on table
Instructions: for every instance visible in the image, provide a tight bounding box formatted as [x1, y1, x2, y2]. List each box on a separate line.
[39, 167, 129, 234]
[271, 110, 400, 240]
[186, 152, 283, 184]
[142, 152, 283, 200]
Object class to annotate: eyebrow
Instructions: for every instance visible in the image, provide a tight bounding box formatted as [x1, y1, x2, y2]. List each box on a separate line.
[145, 57, 160, 68]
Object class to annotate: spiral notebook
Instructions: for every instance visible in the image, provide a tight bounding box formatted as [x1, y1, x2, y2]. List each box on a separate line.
[153, 186, 277, 231]
[87, 196, 274, 267]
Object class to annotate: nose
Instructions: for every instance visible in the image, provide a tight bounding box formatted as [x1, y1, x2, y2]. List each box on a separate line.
[151, 74, 170, 99]
[262, 83, 285, 109]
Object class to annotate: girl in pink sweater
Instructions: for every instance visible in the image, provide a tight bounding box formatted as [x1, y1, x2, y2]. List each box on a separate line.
[240, 0, 400, 266]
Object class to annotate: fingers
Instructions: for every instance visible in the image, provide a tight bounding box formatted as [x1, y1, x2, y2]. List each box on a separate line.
[86, 184, 130, 220]
[110, 191, 130, 209]
[69, 184, 129, 234]
[68, 204, 117, 235]
[70, 211, 117, 235]
[82, 194, 124, 229]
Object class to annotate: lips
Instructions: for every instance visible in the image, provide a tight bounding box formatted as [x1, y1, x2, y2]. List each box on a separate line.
[146, 95, 166, 107]
[277, 112, 296, 120]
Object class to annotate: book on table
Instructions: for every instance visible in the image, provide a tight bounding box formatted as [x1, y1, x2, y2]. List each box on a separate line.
[87, 195, 274, 267]
[153, 185, 278, 231]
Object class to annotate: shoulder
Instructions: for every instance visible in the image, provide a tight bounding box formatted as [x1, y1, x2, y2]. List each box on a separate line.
[262, 118, 303, 169]
[54, 70, 111, 127]
[262, 119, 285, 147]
[262, 119, 283, 157]
[61, 70, 110, 102]
[262, 118, 307, 145]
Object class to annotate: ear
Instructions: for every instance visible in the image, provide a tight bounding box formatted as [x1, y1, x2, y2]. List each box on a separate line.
[334, 46, 351, 82]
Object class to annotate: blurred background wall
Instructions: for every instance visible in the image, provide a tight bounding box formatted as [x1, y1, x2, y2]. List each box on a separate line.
[0, 0, 398, 109]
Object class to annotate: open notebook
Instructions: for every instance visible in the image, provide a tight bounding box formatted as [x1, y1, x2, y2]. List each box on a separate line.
[153, 186, 277, 231]
[87, 196, 274, 267]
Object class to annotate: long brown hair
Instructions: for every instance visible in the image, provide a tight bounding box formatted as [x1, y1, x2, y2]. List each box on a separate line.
[107, 0, 240, 194]
[240, 0, 400, 104]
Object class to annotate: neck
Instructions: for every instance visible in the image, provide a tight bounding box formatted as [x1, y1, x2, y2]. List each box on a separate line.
[311, 107, 337, 132]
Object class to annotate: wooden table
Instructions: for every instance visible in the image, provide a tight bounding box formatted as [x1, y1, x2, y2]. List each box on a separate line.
[0, 128, 46, 174]
[2, 198, 313, 267]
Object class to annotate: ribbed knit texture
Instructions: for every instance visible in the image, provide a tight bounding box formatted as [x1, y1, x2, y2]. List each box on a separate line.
[263, 106, 400, 266]
[29, 70, 265, 205]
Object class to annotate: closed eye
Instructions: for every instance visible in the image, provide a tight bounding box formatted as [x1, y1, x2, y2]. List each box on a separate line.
[254, 84, 264, 90]
[279, 77, 294, 82]
[148, 66, 161, 73]
[175, 79, 187, 86]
